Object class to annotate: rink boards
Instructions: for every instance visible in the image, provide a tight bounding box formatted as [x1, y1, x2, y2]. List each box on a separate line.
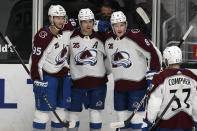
[0, 64, 196, 131]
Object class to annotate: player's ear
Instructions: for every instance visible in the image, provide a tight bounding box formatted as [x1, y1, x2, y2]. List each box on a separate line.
[49, 16, 52, 23]
[165, 59, 169, 67]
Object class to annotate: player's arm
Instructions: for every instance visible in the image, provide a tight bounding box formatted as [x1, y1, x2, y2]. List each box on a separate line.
[142, 74, 164, 130]
[192, 80, 197, 130]
[104, 55, 112, 75]
[134, 31, 161, 71]
[132, 30, 161, 85]
[30, 32, 53, 81]
[146, 76, 164, 123]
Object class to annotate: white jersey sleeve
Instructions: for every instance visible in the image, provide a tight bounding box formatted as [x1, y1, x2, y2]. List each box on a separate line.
[147, 83, 164, 123]
[192, 82, 197, 122]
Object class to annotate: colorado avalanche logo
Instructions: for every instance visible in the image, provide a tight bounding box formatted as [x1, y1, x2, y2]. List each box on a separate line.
[111, 48, 132, 68]
[39, 31, 47, 38]
[75, 47, 97, 66]
[55, 45, 69, 65]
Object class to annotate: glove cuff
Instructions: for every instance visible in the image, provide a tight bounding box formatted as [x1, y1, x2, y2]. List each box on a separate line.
[34, 80, 48, 87]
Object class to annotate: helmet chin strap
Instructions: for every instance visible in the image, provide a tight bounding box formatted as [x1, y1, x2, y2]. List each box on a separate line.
[164, 59, 169, 68]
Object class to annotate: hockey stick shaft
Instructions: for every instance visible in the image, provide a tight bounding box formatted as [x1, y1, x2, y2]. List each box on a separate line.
[112, 89, 150, 130]
[0, 34, 30, 74]
[125, 92, 149, 124]
[178, 25, 193, 47]
[0, 33, 71, 128]
[149, 86, 182, 131]
[150, 95, 177, 131]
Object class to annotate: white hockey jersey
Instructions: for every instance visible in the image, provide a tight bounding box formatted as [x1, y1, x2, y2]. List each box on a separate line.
[30, 21, 77, 81]
[146, 68, 197, 129]
[69, 29, 108, 89]
[104, 29, 161, 92]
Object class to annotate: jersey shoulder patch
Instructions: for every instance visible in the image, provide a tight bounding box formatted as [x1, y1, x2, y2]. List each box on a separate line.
[130, 29, 140, 33]
[38, 30, 48, 38]
[36, 26, 52, 39]
[68, 18, 77, 27]
[34, 27, 53, 46]
[62, 20, 77, 31]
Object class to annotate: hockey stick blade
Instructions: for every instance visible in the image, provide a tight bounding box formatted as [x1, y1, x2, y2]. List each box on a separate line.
[110, 121, 125, 128]
[136, 7, 150, 24]
[68, 121, 76, 128]
[178, 25, 193, 47]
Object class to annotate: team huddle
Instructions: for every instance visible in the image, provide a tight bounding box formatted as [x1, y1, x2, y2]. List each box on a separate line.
[29, 4, 197, 131]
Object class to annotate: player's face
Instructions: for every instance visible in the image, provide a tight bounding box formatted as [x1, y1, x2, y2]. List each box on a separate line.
[80, 19, 94, 35]
[101, 6, 112, 16]
[53, 16, 65, 29]
[113, 22, 126, 37]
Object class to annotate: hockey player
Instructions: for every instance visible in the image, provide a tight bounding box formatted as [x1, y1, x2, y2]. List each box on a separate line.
[67, 8, 108, 131]
[143, 46, 197, 131]
[104, 11, 161, 131]
[29, 5, 74, 131]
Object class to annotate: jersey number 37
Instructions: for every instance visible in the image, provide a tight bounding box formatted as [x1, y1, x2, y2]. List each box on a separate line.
[170, 88, 190, 111]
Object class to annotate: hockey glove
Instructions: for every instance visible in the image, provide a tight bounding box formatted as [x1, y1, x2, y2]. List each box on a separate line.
[146, 70, 158, 87]
[142, 119, 153, 131]
[94, 20, 112, 33]
[33, 80, 48, 97]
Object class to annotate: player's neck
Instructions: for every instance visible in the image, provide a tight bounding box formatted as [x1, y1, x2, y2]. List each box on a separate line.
[49, 25, 60, 36]
[168, 64, 180, 69]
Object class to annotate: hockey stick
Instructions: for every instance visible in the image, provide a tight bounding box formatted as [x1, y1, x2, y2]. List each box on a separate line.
[0, 33, 75, 128]
[149, 85, 183, 131]
[136, 7, 151, 24]
[110, 87, 152, 130]
[136, 6, 152, 40]
[178, 25, 193, 47]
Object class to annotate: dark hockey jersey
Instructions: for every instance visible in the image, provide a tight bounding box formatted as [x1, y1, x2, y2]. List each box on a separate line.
[146, 68, 197, 129]
[30, 20, 77, 81]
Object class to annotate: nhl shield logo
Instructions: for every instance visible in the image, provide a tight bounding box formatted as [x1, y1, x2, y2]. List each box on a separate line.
[96, 100, 103, 107]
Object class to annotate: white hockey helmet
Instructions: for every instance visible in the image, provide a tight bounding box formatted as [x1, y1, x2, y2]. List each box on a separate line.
[48, 5, 67, 17]
[110, 11, 127, 25]
[163, 46, 182, 65]
[78, 8, 95, 21]
[48, 5, 67, 29]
